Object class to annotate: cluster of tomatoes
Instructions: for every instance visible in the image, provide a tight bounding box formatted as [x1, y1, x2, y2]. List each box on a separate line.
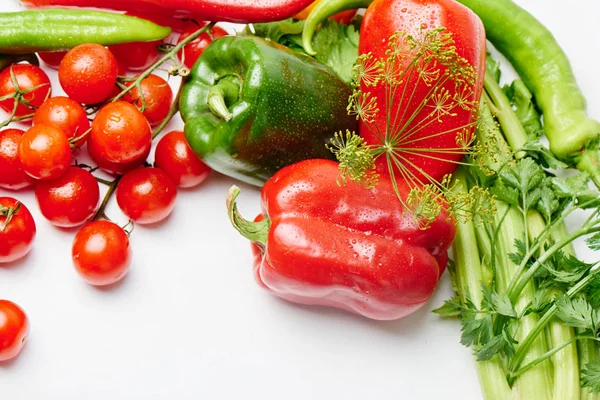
[0, 21, 227, 362]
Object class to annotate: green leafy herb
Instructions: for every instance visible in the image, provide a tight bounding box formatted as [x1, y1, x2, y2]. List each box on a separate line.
[521, 141, 568, 170]
[581, 360, 600, 393]
[587, 274, 600, 309]
[432, 296, 462, 318]
[586, 232, 600, 251]
[460, 309, 493, 347]
[555, 295, 600, 332]
[476, 327, 518, 361]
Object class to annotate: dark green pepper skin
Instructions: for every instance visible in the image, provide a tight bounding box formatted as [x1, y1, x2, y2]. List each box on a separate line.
[180, 35, 357, 187]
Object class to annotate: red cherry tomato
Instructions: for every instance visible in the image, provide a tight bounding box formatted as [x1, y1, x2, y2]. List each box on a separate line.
[0, 300, 29, 361]
[89, 101, 151, 167]
[154, 130, 210, 188]
[58, 44, 118, 105]
[124, 74, 173, 126]
[0, 197, 36, 264]
[177, 22, 228, 69]
[116, 167, 177, 224]
[87, 137, 147, 175]
[18, 124, 72, 181]
[35, 167, 100, 228]
[0, 129, 35, 190]
[72, 220, 132, 286]
[0, 64, 51, 118]
[109, 41, 161, 71]
[33, 96, 90, 147]
[38, 51, 67, 69]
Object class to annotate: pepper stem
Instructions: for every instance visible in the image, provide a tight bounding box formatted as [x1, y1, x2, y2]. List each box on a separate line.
[207, 77, 240, 122]
[226, 186, 270, 249]
[577, 149, 600, 190]
[302, 0, 373, 55]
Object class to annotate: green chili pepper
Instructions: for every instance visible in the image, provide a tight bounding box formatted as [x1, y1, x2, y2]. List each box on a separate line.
[180, 35, 357, 187]
[454, 0, 600, 185]
[0, 9, 172, 54]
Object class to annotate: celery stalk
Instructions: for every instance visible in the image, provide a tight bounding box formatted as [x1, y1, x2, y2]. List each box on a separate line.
[453, 169, 514, 400]
[528, 212, 580, 400]
[474, 103, 553, 400]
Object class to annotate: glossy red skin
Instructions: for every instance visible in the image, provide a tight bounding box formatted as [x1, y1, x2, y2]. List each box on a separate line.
[0, 64, 51, 118]
[177, 23, 228, 69]
[116, 168, 177, 224]
[0, 198, 36, 264]
[35, 167, 100, 228]
[0, 129, 35, 190]
[89, 101, 151, 165]
[33, 96, 90, 147]
[358, 0, 485, 183]
[18, 124, 72, 181]
[38, 51, 67, 69]
[0, 300, 29, 361]
[251, 159, 455, 320]
[154, 130, 211, 188]
[87, 137, 149, 175]
[124, 74, 173, 126]
[72, 220, 132, 286]
[109, 41, 161, 72]
[58, 44, 118, 105]
[22, 0, 316, 23]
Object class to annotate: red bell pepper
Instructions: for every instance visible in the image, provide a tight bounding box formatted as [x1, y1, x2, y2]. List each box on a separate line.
[303, 0, 486, 185]
[227, 159, 456, 320]
[21, 0, 316, 23]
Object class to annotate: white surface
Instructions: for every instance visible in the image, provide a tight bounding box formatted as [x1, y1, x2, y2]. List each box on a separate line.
[0, 1, 598, 399]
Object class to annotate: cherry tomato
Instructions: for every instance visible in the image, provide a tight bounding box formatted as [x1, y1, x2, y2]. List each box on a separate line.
[38, 51, 67, 69]
[18, 124, 72, 181]
[0, 64, 51, 118]
[89, 101, 151, 172]
[0, 129, 35, 190]
[0, 197, 36, 264]
[177, 22, 228, 69]
[116, 167, 177, 224]
[124, 74, 173, 126]
[109, 41, 161, 71]
[33, 96, 90, 147]
[87, 137, 147, 175]
[154, 130, 210, 188]
[58, 44, 118, 104]
[35, 167, 100, 228]
[0, 300, 29, 361]
[72, 220, 132, 286]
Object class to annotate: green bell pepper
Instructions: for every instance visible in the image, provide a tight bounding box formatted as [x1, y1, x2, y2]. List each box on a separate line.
[179, 35, 357, 186]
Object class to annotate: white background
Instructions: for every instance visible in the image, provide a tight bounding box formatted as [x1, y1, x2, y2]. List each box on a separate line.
[0, 1, 598, 399]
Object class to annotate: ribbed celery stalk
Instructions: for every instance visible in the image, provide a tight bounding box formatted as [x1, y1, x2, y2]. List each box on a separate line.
[452, 169, 514, 400]
[527, 212, 580, 400]
[475, 102, 553, 400]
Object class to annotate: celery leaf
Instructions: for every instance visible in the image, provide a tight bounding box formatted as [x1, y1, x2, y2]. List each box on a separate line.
[581, 360, 600, 393]
[433, 296, 462, 318]
[555, 295, 599, 332]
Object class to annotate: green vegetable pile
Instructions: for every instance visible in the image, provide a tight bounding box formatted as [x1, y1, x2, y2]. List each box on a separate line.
[435, 58, 600, 399]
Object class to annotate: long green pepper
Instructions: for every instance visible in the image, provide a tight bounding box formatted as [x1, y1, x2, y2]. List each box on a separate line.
[0, 9, 172, 53]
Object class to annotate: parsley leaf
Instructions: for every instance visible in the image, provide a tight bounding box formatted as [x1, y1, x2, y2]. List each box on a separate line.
[536, 185, 560, 222]
[587, 274, 600, 309]
[432, 296, 462, 318]
[586, 233, 600, 251]
[521, 141, 568, 170]
[581, 360, 600, 393]
[553, 173, 600, 208]
[555, 295, 599, 332]
[498, 158, 545, 209]
[476, 327, 518, 361]
[460, 309, 493, 348]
